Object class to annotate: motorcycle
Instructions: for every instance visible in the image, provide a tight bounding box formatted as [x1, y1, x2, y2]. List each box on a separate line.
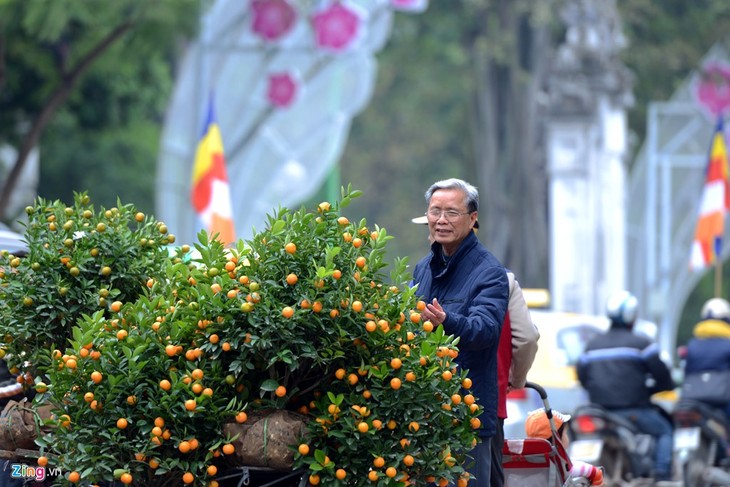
[672, 398, 730, 487]
[567, 403, 663, 487]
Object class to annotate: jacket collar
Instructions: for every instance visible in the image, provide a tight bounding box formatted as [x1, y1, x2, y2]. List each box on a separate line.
[694, 319, 730, 338]
[429, 231, 479, 277]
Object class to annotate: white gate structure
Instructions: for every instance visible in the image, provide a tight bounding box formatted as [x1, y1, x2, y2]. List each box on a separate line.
[627, 43, 730, 355]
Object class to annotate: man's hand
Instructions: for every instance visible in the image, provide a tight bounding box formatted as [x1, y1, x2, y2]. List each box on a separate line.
[422, 298, 447, 326]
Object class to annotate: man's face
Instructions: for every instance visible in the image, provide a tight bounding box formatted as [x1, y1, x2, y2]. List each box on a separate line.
[427, 188, 477, 255]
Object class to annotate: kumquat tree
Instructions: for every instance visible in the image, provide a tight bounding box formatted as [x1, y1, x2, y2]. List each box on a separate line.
[0, 186, 482, 486]
[0, 192, 174, 381]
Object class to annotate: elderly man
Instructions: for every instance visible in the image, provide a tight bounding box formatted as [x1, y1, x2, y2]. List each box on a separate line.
[412, 212, 539, 487]
[412, 178, 509, 486]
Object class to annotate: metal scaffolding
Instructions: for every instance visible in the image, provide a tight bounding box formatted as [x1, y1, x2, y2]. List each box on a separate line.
[627, 43, 730, 355]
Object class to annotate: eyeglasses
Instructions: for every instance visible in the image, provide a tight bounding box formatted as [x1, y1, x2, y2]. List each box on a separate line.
[426, 208, 472, 221]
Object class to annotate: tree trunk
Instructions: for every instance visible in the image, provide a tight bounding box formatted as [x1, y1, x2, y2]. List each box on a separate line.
[0, 35, 6, 92]
[469, 2, 550, 288]
[0, 21, 134, 221]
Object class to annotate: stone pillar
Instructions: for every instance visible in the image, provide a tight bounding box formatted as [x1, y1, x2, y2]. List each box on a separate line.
[545, 0, 633, 314]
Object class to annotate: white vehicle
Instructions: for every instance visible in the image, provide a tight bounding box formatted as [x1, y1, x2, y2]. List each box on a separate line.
[503, 309, 658, 440]
[0, 224, 26, 255]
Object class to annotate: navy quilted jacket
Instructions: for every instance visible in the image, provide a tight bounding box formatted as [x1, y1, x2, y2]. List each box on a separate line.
[685, 319, 730, 374]
[412, 231, 509, 437]
[577, 327, 674, 408]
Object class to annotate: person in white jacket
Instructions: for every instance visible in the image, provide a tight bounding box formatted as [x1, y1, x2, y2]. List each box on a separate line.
[491, 270, 539, 486]
[504, 270, 540, 390]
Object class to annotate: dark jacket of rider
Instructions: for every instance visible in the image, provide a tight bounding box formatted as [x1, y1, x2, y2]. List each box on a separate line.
[685, 319, 730, 375]
[684, 318, 730, 418]
[577, 326, 675, 409]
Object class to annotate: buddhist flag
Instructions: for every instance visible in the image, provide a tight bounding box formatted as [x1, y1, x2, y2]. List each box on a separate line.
[690, 117, 730, 271]
[190, 97, 236, 246]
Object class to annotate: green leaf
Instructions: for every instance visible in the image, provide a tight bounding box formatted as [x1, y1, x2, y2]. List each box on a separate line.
[313, 449, 327, 465]
[132, 344, 148, 358]
[271, 219, 287, 235]
[259, 379, 279, 391]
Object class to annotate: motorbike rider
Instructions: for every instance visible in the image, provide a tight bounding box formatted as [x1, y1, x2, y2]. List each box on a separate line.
[684, 298, 730, 419]
[681, 297, 730, 459]
[576, 290, 676, 483]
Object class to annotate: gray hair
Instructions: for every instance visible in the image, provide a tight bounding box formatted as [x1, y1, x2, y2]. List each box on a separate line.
[425, 178, 479, 213]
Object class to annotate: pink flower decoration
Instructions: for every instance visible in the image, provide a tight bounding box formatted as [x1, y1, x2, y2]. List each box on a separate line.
[251, 0, 297, 42]
[693, 61, 730, 119]
[390, 0, 428, 13]
[267, 72, 298, 108]
[311, 2, 362, 52]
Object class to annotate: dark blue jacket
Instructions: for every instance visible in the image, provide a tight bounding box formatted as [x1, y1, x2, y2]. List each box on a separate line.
[577, 326, 674, 409]
[684, 319, 730, 374]
[412, 231, 508, 437]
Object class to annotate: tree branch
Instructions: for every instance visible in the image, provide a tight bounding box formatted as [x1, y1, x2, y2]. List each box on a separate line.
[0, 20, 135, 221]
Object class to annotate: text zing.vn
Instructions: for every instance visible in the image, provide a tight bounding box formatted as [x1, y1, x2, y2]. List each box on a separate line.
[10, 464, 60, 481]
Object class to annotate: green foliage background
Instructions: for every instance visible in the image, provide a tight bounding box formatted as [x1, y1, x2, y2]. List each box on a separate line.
[0, 0, 200, 216]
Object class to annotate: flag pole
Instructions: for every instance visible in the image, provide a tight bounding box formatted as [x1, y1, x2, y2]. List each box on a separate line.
[719, 110, 727, 299]
[715, 258, 723, 298]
